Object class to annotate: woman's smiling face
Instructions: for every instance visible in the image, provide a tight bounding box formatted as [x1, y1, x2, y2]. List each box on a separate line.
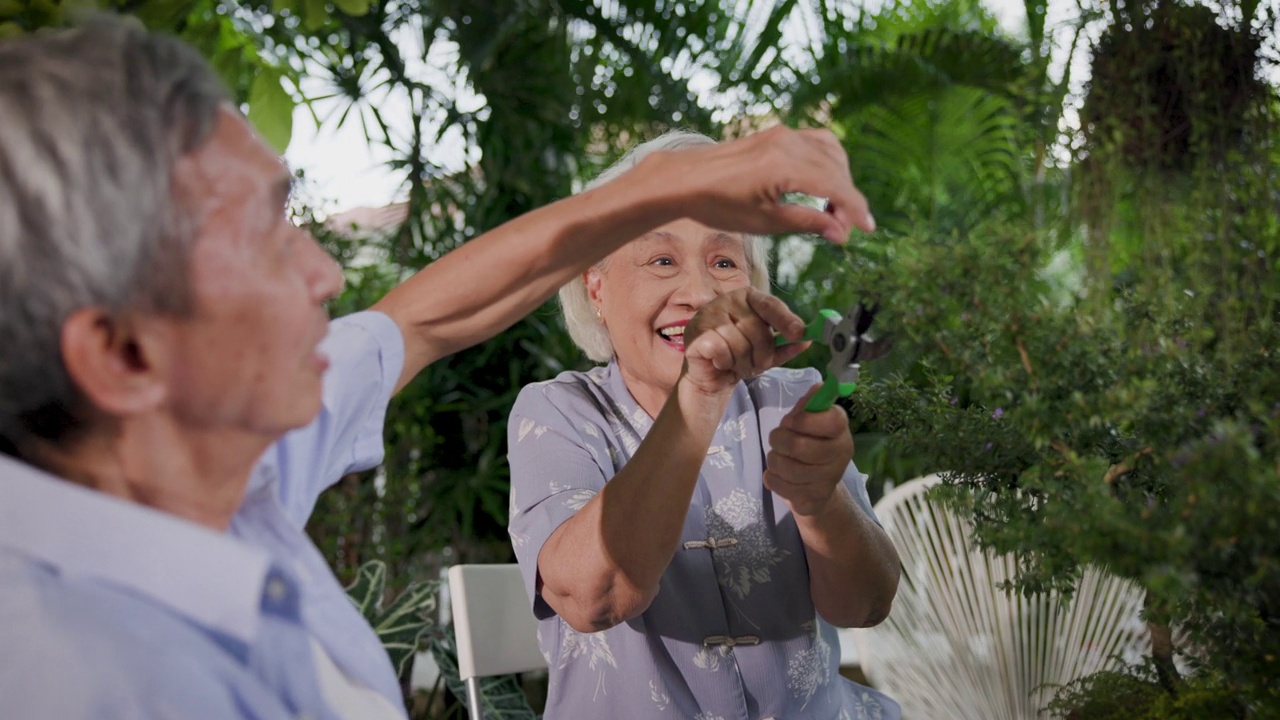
[586, 217, 753, 413]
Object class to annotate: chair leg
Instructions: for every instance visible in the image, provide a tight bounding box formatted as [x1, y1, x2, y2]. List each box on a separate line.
[466, 677, 484, 720]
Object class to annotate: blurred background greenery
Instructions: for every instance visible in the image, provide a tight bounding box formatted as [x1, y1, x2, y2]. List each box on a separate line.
[5, 0, 1279, 715]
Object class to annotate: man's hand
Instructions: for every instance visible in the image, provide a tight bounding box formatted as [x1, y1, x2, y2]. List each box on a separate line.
[680, 288, 811, 399]
[374, 125, 872, 392]
[765, 385, 855, 516]
[646, 126, 874, 244]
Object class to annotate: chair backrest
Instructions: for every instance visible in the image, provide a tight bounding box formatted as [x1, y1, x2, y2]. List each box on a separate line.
[853, 475, 1149, 720]
[448, 563, 547, 681]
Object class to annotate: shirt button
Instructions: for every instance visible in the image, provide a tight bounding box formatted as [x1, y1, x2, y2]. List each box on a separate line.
[266, 578, 289, 603]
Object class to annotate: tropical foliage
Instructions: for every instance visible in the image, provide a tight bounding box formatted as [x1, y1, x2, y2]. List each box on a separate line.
[6, 0, 1280, 716]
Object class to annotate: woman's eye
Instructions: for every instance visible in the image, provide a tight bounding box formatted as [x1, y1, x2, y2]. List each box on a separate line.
[713, 258, 739, 269]
[651, 257, 674, 267]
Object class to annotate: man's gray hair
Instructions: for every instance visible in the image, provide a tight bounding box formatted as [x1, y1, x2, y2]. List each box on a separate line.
[560, 131, 772, 363]
[0, 20, 227, 455]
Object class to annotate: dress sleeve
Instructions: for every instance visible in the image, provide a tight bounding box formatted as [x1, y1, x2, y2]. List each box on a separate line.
[841, 461, 880, 523]
[506, 380, 612, 620]
[250, 311, 406, 529]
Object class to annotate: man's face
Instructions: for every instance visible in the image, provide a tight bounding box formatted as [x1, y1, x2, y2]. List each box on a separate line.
[162, 107, 343, 440]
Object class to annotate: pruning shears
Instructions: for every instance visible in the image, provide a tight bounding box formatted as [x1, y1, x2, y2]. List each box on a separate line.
[775, 302, 892, 412]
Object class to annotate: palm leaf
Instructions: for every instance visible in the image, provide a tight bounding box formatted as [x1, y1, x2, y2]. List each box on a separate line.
[427, 630, 539, 720]
[344, 559, 440, 677]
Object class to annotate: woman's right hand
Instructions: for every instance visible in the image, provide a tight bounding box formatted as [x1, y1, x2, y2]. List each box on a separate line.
[680, 288, 813, 398]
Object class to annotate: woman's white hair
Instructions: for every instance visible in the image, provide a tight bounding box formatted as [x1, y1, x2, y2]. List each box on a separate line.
[559, 130, 772, 363]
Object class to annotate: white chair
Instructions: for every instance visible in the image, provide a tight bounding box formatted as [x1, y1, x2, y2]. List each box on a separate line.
[853, 475, 1149, 719]
[448, 563, 547, 720]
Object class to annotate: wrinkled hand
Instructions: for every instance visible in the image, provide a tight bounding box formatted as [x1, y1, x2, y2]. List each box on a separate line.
[653, 125, 874, 244]
[680, 288, 811, 398]
[764, 385, 855, 516]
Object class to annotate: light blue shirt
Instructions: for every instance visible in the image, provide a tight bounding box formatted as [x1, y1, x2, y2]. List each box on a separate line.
[0, 311, 406, 719]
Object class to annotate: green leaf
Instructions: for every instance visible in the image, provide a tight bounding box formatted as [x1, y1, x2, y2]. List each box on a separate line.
[344, 560, 440, 677]
[271, 0, 299, 13]
[427, 632, 537, 720]
[344, 559, 387, 618]
[129, 0, 198, 31]
[369, 579, 438, 676]
[303, 0, 327, 31]
[332, 0, 369, 17]
[246, 70, 295, 153]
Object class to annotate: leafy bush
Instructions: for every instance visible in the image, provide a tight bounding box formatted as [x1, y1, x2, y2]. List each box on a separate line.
[829, 10, 1280, 710]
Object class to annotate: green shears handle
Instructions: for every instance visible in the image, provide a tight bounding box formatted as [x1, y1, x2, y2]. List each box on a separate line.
[775, 309, 858, 412]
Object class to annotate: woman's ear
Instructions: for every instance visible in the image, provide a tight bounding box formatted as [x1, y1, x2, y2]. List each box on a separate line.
[60, 308, 169, 417]
[585, 267, 605, 311]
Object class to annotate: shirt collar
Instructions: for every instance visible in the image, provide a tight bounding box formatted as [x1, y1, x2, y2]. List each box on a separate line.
[0, 454, 273, 646]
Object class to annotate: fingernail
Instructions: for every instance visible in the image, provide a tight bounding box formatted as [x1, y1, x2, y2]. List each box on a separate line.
[865, 213, 877, 233]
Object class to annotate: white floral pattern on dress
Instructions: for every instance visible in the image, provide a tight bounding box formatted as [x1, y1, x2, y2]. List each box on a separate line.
[692, 713, 725, 720]
[855, 691, 885, 720]
[786, 621, 833, 708]
[719, 415, 749, 443]
[517, 417, 550, 443]
[558, 621, 618, 701]
[691, 645, 728, 673]
[707, 448, 735, 470]
[706, 489, 787, 599]
[649, 680, 671, 712]
[564, 488, 596, 511]
[603, 408, 640, 455]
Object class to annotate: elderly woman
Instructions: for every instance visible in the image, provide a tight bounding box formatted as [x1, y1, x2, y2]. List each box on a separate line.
[507, 131, 901, 720]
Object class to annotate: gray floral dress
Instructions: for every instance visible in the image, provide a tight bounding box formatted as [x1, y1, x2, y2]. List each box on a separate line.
[507, 361, 901, 720]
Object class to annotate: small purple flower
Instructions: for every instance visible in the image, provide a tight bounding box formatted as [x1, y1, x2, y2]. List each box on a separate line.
[992, 408, 1004, 419]
[984, 442, 993, 452]
[950, 396, 959, 405]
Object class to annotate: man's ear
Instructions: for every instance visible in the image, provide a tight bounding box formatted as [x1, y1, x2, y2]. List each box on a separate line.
[60, 309, 169, 416]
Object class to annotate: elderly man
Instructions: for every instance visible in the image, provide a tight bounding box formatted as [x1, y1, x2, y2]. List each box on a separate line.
[0, 19, 874, 720]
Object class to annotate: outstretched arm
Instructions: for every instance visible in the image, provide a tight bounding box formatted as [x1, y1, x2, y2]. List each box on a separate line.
[371, 126, 873, 392]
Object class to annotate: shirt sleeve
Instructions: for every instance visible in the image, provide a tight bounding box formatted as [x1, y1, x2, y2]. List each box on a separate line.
[250, 311, 406, 530]
[506, 380, 612, 620]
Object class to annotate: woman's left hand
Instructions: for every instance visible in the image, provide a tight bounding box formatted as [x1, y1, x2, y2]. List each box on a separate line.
[764, 385, 855, 516]
[681, 288, 811, 399]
